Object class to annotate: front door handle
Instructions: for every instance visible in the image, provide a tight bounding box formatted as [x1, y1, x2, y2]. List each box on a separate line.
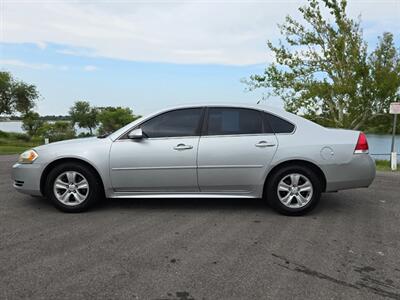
[255, 141, 276, 148]
[173, 143, 193, 151]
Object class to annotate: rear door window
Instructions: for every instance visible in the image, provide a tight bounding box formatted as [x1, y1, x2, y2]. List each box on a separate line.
[206, 108, 263, 135]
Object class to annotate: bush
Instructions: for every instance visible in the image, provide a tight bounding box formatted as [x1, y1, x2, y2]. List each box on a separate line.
[22, 111, 44, 136]
[0, 130, 31, 142]
[37, 121, 76, 142]
[0, 130, 10, 138]
[13, 132, 31, 142]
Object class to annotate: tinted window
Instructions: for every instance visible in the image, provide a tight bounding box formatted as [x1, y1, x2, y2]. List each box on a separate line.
[141, 108, 203, 138]
[263, 113, 295, 133]
[206, 108, 263, 135]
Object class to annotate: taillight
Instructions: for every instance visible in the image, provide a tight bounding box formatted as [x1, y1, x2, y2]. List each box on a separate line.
[354, 132, 369, 154]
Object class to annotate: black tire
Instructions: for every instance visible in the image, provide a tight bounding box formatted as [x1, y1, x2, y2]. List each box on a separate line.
[45, 162, 103, 213]
[265, 165, 322, 216]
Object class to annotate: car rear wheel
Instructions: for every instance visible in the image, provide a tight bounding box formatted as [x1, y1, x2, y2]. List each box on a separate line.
[45, 162, 102, 212]
[265, 165, 322, 216]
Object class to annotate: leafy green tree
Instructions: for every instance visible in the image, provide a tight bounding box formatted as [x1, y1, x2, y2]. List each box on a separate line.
[246, 0, 400, 130]
[97, 107, 139, 135]
[0, 72, 14, 115]
[37, 121, 76, 142]
[69, 101, 98, 135]
[360, 32, 400, 132]
[22, 111, 44, 137]
[0, 71, 39, 115]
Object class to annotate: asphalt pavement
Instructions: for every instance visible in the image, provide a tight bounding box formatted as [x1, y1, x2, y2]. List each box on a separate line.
[1, 154, 400, 300]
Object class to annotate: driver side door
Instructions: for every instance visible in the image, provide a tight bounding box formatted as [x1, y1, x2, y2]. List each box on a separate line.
[109, 107, 204, 193]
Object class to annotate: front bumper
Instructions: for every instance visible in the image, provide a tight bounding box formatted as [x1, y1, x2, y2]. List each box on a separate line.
[324, 154, 376, 192]
[12, 162, 43, 196]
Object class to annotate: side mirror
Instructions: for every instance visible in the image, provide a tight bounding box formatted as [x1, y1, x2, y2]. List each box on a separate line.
[128, 128, 143, 140]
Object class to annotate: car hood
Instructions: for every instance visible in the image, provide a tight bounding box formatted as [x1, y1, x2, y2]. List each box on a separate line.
[34, 137, 106, 151]
[30, 136, 113, 165]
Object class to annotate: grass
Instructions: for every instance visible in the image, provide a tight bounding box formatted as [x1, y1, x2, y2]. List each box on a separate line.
[0, 131, 41, 155]
[0, 145, 36, 155]
[375, 159, 399, 172]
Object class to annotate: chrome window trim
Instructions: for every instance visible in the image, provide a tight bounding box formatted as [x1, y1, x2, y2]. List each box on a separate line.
[115, 105, 296, 141]
[200, 133, 275, 139]
[115, 136, 200, 142]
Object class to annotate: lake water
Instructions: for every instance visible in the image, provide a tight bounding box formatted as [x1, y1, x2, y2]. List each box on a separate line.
[0, 121, 88, 135]
[1, 121, 399, 160]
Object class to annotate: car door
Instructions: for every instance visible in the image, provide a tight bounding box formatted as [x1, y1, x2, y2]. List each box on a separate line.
[197, 107, 278, 194]
[109, 107, 204, 193]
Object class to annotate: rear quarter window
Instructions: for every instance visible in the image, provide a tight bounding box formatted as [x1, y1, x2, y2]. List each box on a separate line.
[263, 113, 295, 134]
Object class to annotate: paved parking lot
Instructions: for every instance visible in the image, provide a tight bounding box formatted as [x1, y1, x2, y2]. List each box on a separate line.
[1, 154, 400, 300]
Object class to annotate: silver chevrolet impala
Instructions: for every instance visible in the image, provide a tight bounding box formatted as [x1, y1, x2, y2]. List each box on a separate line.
[12, 104, 375, 215]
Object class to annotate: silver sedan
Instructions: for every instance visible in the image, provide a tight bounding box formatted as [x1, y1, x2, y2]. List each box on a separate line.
[12, 104, 375, 215]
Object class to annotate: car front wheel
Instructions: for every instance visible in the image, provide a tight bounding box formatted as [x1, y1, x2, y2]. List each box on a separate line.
[45, 162, 102, 212]
[266, 165, 322, 216]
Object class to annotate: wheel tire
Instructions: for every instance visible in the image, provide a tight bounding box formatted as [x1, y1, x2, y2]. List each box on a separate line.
[265, 165, 322, 216]
[45, 162, 103, 213]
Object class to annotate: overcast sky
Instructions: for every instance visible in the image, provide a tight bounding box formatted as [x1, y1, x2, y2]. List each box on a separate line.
[1, 0, 399, 115]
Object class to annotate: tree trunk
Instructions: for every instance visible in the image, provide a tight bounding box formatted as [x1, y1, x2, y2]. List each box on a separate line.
[353, 112, 369, 130]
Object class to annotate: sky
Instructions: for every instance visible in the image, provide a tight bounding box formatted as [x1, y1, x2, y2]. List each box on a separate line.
[0, 0, 399, 116]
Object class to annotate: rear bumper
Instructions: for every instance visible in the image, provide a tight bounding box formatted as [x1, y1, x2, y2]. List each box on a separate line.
[11, 163, 43, 196]
[324, 154, 376, 192]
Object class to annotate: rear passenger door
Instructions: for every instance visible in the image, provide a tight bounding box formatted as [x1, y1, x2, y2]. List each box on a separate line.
[197, 107, 278, 194]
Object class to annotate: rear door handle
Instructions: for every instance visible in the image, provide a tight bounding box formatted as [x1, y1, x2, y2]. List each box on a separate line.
[173, 143, 193, 151]
[255, 141, 276, 148]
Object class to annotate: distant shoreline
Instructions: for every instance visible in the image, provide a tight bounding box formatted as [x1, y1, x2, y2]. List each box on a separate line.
[0, 117, 71, 122]
[0, 119, 69, 122]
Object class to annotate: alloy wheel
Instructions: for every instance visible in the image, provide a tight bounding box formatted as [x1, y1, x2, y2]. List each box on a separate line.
[53, 171, 89, 206]
[277, 173, 313, 208]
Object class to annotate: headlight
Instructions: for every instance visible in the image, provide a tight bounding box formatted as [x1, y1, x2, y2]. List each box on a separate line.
[18, 149, 39, 164]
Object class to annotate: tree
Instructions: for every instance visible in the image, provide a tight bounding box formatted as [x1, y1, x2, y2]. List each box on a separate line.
[37, 121, 76, 142]
[0, 71, 39, 116]
[0, 72, 14, 115]
[97, 107, 139, 135]
[246, 0, 400, 130]
[361, 33, 400, 132]
[22, 111, 44, 136]
[69, 101, 98, 135]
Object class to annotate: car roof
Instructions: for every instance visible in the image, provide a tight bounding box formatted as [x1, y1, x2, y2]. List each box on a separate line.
[155, 102, 280, 111]
[146, 102, 298, 119]
[149, 102, 305, 123]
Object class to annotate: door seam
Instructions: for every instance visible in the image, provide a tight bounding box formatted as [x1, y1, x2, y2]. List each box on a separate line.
[196, 136, 202, 192]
